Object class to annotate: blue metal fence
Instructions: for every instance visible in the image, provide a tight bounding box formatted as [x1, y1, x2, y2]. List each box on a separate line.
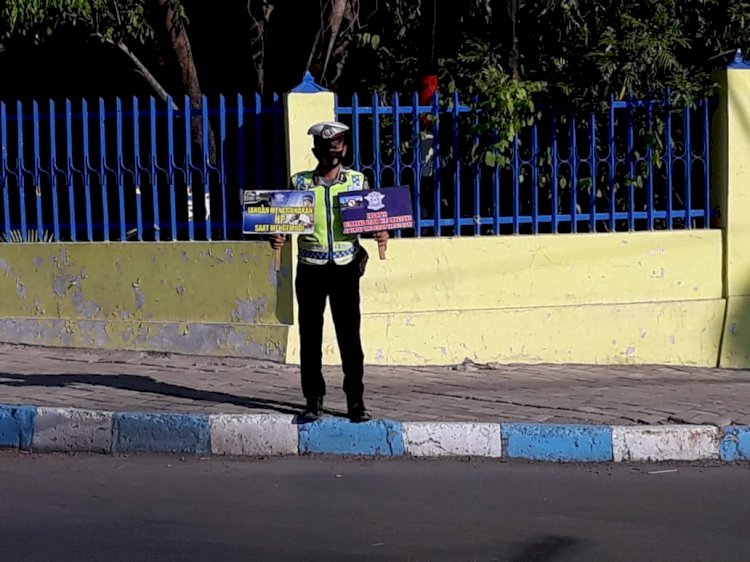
[0, 94, 285, 242]
[335, 92, 716, 237]
[0, 89, 716, 242]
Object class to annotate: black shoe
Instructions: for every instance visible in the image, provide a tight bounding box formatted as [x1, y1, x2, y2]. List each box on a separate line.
[300, 397, 324, 421]
[347, 398, 372, 422]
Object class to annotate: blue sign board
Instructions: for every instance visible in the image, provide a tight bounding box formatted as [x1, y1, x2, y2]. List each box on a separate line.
[339, 186, 414, 234]
[242, 190, 315, 235]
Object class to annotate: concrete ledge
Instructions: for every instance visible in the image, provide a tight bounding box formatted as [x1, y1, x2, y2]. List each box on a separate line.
[209, 414, 298, 456]
[402, 422, 502, 457]
[0, 318, 290, 362]
[33, 407, 112, 453]
[612, 426, 720, 462]
[2, 402, 750, 463]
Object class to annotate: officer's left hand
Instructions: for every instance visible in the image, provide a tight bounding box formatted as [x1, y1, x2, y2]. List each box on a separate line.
[373, 230, 389, 251]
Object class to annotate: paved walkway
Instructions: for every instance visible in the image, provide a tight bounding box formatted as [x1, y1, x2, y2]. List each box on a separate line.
[1, 344, 749, 426]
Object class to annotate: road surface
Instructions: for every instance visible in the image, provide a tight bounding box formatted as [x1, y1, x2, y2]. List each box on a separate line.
[1, 452, 748, 561]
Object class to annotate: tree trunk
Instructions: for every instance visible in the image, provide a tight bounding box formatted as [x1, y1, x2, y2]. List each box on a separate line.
[154, 0, 217, 165]
[508, 0, 521, 80]
[248, 2, 274, 95]
[321, 0, 348, 80]
[114, 41, 179, 110]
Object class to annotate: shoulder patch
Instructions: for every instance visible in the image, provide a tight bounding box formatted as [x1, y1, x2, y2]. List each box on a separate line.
[347, 171, 365, 191]
[294, 173, 311, 189]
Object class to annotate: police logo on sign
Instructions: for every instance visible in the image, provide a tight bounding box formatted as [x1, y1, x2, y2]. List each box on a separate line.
[364, 191, 385, 211]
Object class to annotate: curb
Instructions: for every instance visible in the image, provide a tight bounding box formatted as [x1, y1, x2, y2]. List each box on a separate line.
[2, 404, 749, 462]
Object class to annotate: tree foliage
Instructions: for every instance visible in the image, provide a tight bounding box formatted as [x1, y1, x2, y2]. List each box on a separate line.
[1, 1, 749, 110]
[335, 0, 750, 160]
[1, 0, 155, 44]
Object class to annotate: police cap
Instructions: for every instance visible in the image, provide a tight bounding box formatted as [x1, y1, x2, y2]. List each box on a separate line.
[307, 121, 349, 142]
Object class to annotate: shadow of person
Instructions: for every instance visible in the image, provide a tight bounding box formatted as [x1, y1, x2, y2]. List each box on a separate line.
[0, 372, 306, 416]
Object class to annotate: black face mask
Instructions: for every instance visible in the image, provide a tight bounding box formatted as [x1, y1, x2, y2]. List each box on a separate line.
[313, 142, 347, 170]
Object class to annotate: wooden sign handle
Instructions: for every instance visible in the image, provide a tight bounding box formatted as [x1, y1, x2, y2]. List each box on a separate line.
[378, 243, 386, 260]
[273, 247, 282, 271]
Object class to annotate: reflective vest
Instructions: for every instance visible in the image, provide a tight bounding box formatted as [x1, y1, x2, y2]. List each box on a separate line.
[291, 167, 367, 266]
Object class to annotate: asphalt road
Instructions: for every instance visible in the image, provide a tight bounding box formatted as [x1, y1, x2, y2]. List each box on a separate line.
[1, 452, 748, 561]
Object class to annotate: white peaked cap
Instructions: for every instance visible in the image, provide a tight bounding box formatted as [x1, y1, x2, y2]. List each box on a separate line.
[307, 121, 349, 139]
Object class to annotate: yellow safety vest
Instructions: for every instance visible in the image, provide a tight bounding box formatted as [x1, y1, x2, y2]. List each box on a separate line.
[291, 167, 367, 266]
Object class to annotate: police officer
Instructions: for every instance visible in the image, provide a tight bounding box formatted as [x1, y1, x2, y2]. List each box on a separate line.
[270, 121, 388, 422]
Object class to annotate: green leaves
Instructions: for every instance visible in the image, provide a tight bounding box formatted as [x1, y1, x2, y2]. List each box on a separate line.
[0, 0, 160, 47]
[459, 65, 546, 165]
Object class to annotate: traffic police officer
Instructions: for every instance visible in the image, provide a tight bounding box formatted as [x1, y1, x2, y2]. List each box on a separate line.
[270, 121, 388, 422]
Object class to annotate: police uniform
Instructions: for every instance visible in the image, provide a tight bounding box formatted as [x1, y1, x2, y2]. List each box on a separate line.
[290, 121, 371, 421]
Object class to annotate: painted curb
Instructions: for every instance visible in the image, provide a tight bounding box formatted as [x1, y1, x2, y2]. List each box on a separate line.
[501, 423, 613, 462]
[402, 422, 502, 457]
[1, 403, 749, 462]
[33, 407, 113, 453]
[112, 412, 211, 455]
[719, 427, 750, 461]
[612, 425, 720, 462]
[210, 414, 298, 456]
[298, 418, 405, 456]
[0, 404, 36, 450]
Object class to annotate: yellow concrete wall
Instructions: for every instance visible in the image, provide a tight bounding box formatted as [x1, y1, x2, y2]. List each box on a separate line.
[277, 79, 735, 368]
[712, 66, 750, 367]
[0, 242, 294, 360]
[294, 231, 725, 367]
[717, 69, 750, 298]
[354, 300, 725, 366]
[358, 231, 723, 312]
[721, 296, 750, 368]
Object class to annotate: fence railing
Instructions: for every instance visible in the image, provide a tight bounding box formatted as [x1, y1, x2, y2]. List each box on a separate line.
[0, 94, 285, 242]
[0, 89, 717, 242]
[335, 92, 716, 237]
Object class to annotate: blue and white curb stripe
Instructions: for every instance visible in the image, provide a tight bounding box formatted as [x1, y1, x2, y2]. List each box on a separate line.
[611, 425, 720, 462]
[210, 414, 298, 456]
[2, 403, 750, 462]
[402, 422, 503, 458]
[0, 405, 35, 450]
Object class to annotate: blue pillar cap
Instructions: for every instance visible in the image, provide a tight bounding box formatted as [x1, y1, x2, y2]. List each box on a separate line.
[291, 71, 328, 93]
[728, 49, 750, 70]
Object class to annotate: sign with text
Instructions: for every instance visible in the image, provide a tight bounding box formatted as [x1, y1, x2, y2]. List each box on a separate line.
[339, 186, 414, 234]
[242, 190, 315, 235]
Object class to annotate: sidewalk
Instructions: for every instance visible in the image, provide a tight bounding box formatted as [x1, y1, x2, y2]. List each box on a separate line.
[1, 343, 749, 463]
[1, 343, 749, 426]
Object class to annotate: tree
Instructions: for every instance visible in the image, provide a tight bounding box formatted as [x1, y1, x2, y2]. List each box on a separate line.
[334, 0, 750, 158]
[0, 0, 215, 162]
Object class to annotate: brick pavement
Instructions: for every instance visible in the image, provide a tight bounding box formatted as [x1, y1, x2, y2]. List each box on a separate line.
[1, 343, 749, 426]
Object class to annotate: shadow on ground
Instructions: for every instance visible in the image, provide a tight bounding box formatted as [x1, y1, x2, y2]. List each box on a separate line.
[0, 372, 317, 416]
[507, 534, 584, 561]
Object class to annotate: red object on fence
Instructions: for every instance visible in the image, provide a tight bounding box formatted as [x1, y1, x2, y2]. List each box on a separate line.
[419, 74, 438, 127]
[419, 74, 438, 105]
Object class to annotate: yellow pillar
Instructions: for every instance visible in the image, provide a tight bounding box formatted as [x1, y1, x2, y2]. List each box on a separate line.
[713, 52, 750, 367]
[283, 72, 336, 178]
[282, 73, 336, 364]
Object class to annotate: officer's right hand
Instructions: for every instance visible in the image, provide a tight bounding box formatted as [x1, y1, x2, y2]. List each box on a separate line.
[269, 234, 287, 250]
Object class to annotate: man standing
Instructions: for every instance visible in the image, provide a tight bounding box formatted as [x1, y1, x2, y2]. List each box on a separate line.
[270, 121, 388, 422]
